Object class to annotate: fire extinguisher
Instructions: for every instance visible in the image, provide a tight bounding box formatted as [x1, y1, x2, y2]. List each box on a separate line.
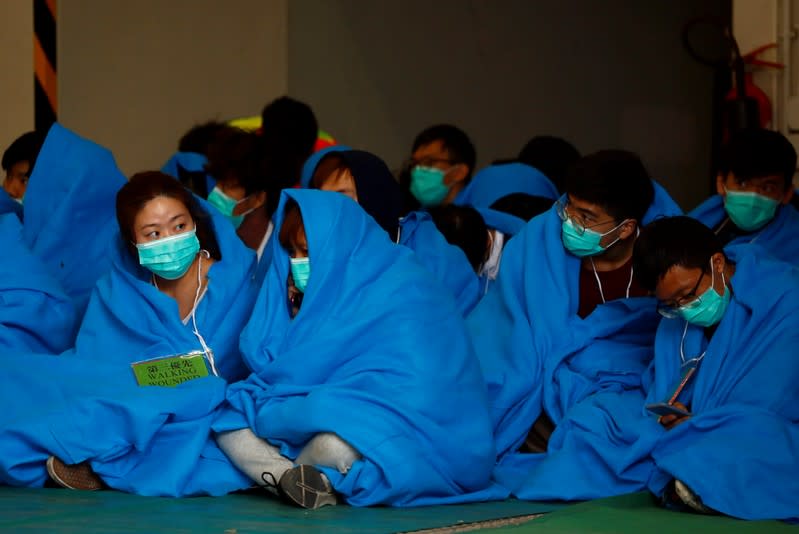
[722, 43, 783, 140]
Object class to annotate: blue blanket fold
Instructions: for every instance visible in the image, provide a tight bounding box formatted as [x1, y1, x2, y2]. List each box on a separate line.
[397, 210, 482, 315]
[644, 247, 799, 520]
[495, 247, 799, 521]
[475, 207, 526, 237]
[71, 199, 257, 382]
[0, 189, 23, 220]
[0, 203, 258, 497]
[467, 206, 662, 464]
[22, 123, 127, 316]
[0, 214, 77, 353]
[161, 151, 215, 195]
[299, 145, 351, 188]
[690, 194, 799, 265]
[455, 163, 559, 207]
[0, 352, 238, 495]
[217, 189, 504, 506]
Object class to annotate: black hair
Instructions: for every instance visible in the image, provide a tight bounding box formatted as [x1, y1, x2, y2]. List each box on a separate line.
[564, 150, 654, 224]
[205, 129, 265, 194]
[518, 136, 580, 193]
[718, 128, 797, 189]
[633, 216, 724, 292]
[2, 131, 44, 171]
[428, 205, 488, 272]
[178, 121, 233, 156]
[412, 124, 476, 180]
[117, 171, 221, 261]
[490, 193, 554, 222]
[261, 96, 319, 162]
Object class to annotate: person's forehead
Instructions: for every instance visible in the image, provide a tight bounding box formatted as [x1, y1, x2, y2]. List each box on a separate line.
[8, 161, 30, 174]
[568, 194, 609, 217]
[656, 264, 703, 299]
[413, 140, 448, 159]
[728, 172, 785, 186]
[135, 196, 189, 223]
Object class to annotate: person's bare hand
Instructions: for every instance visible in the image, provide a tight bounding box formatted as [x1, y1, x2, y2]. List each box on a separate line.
[659, 402, 690, 430]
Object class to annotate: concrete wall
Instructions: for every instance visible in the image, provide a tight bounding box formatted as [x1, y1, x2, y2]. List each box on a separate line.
[58, 0, 288, 175]
[0, 0, 34, 168]
[288, 0, 730, 210]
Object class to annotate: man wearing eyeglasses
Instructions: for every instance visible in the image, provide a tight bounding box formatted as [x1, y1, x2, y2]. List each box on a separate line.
[635, 216, 799, 518]
[690, 128, 799, 265]
[469, 150, 683, 493]
[399, 124, 475, 210]
[501, 216, 799, 520]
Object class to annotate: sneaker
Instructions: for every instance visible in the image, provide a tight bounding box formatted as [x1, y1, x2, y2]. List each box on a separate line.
[46, 456, 104, 491]
[278, 465, 337, 509]
[674, 479, 716, 514]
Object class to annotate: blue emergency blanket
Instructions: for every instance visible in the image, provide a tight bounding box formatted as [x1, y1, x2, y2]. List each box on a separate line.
[22, 123, 127, 316]
[398, 210, 482, 315]
[0, 189, 23, 220]
[493, 247, 799, 521]
[467, 206, 662, 461]
[455, 163, 559, 207]
[476, 207, 526, 237]
[0, 213, 76, 353]
[299, 144, 351, 188]
[216, 189, 503, 506]
[0, 201, 259, 497]
[0, 352, 240, 496]
[71, 198, 257, 382]
[467, 185, 680, 460]
[161, 151, 215, 196]
[690, 194, 799, 265]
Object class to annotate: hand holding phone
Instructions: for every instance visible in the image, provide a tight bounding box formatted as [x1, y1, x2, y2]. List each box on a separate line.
[646, 402, 692, 417]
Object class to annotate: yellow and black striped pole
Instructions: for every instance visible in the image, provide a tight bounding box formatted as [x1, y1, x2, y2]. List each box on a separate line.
[34, 0, 57, 131]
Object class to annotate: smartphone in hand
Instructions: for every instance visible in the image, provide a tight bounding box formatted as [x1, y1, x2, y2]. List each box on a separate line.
[646, 402, 691, 417]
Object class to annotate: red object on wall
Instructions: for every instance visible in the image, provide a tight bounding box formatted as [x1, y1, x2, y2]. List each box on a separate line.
[724, 72, 772, 128]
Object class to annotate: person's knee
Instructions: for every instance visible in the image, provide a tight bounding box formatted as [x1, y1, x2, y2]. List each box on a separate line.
[298, 433, 361, 473]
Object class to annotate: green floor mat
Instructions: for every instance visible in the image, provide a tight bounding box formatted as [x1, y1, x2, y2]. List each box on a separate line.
[0, 487, 563, 533]
[494, 492, 795, 534]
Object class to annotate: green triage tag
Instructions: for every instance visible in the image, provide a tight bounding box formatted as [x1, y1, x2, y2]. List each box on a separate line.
[131, 351, 209, 387]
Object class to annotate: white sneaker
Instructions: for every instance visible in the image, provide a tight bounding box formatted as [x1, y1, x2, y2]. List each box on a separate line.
[674, 479, 715, 514]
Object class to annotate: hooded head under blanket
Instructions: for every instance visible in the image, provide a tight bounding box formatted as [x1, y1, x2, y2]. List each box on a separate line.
[0, 213, 77, 353]
[22, 123, 127, 316]
[218, 189, 504, 506]
[455, 162, 558, 208]
[397, 210, 482, 315]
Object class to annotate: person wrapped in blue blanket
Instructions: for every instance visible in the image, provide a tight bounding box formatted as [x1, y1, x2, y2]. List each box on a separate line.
[307, 148, 483, 314]
[0, 213, 76, 353]
[22, 123, 127, 317]
[690, 128, 799, 265]
[456, 162, 560, 286]
[0, 171, 259, 496]
[1, 131, 43, 219]
[508, 217, 799, 521]
[455, 162, 559, 209]
[308, 149, 406, 240]
[213, 189, 501, 509]
[70, 171, 256, 381]
[400, 124, 476, 210]
[468, 150, 681, 467]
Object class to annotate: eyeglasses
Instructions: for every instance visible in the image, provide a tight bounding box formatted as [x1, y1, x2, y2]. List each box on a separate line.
[657, 269, 706, 318]
[729, 177, 784, 196]
[401, 156, 455, 171]
[555, 200, 617, 236]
